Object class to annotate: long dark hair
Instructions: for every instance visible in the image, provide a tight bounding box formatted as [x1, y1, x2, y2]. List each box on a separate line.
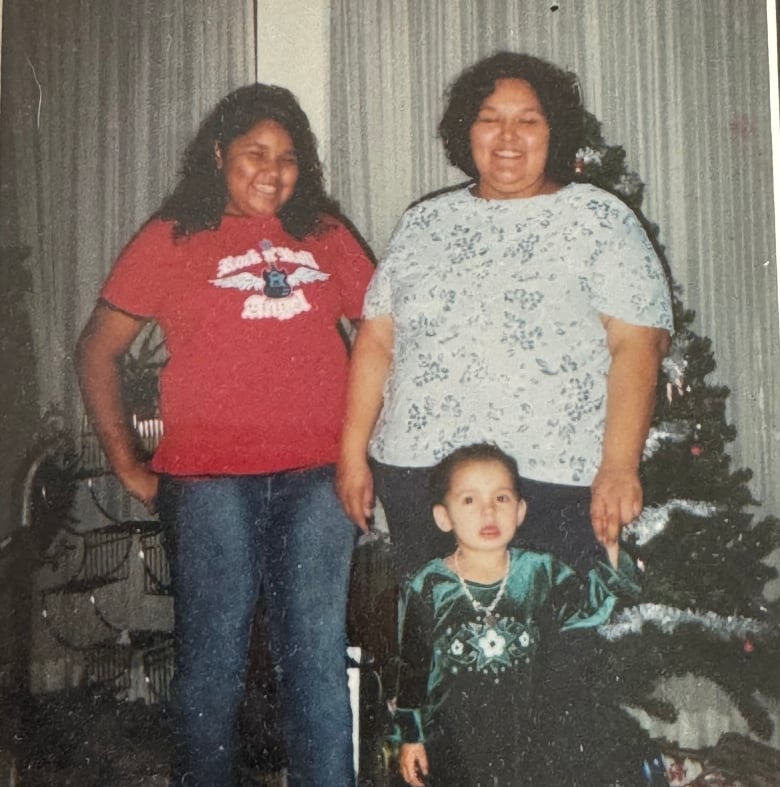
[158, 83, 340, 239]
[438, 52, 586, 186]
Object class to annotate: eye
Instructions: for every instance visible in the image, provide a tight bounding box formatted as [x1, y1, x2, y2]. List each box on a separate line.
[462, 495, 474, 505]
[496, 493, 511, 503]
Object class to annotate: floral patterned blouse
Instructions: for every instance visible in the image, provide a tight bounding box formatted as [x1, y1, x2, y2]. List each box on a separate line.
[363, 183, 673, 485]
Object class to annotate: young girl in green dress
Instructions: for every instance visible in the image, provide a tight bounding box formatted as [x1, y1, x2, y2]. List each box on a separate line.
[395, 443, 666, 787]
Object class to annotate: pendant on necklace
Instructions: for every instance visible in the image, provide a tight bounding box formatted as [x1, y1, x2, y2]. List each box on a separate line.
[454, 549, 512, 631]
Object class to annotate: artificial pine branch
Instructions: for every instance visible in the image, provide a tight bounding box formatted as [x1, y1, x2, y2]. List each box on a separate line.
[575, 116, 780, 741]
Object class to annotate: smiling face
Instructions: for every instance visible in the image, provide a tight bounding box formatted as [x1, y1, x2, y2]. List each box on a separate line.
[469, 78, 556, 200]
[433, 459, 526, 556]
[218, 119, 299, 217]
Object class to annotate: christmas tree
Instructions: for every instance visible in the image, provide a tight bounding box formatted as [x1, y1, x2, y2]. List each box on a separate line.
[574, 112, 780, 743]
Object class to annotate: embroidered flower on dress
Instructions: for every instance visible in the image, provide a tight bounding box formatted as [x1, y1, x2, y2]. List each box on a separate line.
[478, 629, 506, 658]
[470, 624, 513, 672]
[441, 616, 537, 678]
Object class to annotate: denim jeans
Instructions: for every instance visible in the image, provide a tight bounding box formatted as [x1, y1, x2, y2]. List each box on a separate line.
[157, 465, 357, 787]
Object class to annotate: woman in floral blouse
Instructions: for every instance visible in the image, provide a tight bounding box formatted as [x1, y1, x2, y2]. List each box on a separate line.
[337, 51, 672, 581]
[337, 51, 672, 786]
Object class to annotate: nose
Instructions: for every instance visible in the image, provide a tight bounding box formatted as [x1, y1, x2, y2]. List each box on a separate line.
[259, 158, 280, 181]
[498, 119, 517, 138]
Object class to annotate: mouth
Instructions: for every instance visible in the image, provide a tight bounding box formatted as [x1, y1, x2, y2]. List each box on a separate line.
[494, 150, 523, 159]
[480, 525, 501, 537]
[253, 184, 278, 197]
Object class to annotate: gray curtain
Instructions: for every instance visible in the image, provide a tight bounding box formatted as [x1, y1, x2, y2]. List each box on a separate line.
[329, 0, 780, 529]
[0, 0, 255, 417]
[0, 0, 256, 535]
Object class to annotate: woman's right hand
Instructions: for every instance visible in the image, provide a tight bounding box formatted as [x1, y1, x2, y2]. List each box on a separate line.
[336, 316, 394, 533]
[77, 303, 160, 509]
[117, 462, 160, 514]
[335, 454, 375, 533]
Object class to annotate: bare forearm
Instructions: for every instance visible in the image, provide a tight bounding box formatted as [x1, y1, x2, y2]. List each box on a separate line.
[75, 305, 157, 506]
[77, 341, 139, 475]
[336, 316, 393, 529]
[600, 348, 661, 471]
[591, 319, 670, 544]
[340, 318, 393, 462]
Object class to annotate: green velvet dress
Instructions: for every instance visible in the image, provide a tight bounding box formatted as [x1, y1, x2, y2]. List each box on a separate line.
[395, 547, 639, 787]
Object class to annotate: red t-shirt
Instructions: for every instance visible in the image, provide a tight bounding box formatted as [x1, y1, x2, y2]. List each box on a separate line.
[101, 214, 374, 476]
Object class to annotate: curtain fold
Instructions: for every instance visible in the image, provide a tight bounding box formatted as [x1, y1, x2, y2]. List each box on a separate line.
[0, 0, 255, 537]
[0, 0, 256, 423]
[329, 0, 780, 527]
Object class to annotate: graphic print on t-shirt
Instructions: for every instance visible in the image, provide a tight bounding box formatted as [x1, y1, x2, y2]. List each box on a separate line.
[210, 238, 330, 320]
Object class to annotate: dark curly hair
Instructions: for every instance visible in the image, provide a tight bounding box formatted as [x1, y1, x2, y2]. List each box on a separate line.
[158, 83, 340, 239]
[438, 52, 586, 186]
[429, 443, 523, 506]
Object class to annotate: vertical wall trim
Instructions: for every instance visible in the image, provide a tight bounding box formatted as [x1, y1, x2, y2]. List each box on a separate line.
[768, 0, 780, 341]
[253, 0, 259, 84]
[255, 0, 331, 184]
[0, 0, 4, 105]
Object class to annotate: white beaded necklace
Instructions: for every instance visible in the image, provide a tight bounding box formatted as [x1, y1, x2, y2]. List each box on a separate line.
[452, 548, 511, 628]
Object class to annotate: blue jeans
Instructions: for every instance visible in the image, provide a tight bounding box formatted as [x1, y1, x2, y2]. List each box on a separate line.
[158, 465, 357, 787]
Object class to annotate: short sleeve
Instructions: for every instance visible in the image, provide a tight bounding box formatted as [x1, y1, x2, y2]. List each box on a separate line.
[362, 264, 393, 320]
[580, 196, 673, 332]
[361, 210, 413, 319]
[100, 219, 177, 319]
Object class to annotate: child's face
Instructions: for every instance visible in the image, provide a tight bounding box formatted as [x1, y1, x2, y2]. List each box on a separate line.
[433, 459, 526, 554]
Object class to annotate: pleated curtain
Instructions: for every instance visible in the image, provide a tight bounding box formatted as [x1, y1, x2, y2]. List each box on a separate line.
[329, 0, 780, 526]
[0, 0, 256, 423]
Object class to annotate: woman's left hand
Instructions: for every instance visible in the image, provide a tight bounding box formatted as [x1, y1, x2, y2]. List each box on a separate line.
[593, 316, 671, 548]
[590, 464, 642, 549]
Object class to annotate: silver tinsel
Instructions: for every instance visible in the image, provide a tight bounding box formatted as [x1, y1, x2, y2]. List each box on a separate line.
[662, 337, 690, 386]
[642, 421, 692, 459]
[613, 172, 643, 197]
[575, 146, 603, 167]
[623, 499, 719, 545]
[599, 602, 774, 642]
[661, 343, 691, 403]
